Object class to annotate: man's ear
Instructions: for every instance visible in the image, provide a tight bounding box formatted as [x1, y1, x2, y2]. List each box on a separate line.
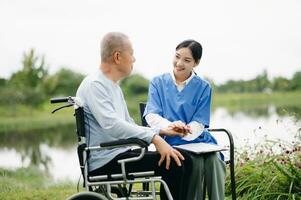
[113, 51, 121, 64]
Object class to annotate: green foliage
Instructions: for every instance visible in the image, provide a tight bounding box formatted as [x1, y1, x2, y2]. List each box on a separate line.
[0, 49, 84, 109]
[1, 49, 48, 107]
[290, 71, 301, 90]
[0, 78, 6, 87]
[44, 68, 84, 97]
[9, 49, 48, 89]
[272, 77, 291, 91]
[119, 74, 149, 123]
[120, 74, 149, 95]
[215, 70, 301, 93]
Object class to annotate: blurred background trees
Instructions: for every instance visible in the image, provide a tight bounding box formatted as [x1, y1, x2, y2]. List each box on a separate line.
[0, 49, 83, 108]
[0, 48, 300, 109]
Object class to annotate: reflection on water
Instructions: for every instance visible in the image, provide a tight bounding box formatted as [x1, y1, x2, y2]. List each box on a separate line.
[0, 105, 300, 181]
[0, 125, 80, 181]
[211, 105, 300, 151]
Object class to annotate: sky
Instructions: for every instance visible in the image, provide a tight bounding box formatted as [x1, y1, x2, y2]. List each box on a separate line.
[0, 0, 300, 84]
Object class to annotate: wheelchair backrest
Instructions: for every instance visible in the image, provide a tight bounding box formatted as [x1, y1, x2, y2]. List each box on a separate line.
[139, 103, 148, 127]
[75, 107, 86, 138]
[74, 107, 87, 181]
[50, 97, 88, 186]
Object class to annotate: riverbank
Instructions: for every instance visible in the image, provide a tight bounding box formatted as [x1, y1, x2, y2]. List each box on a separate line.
[213, 91, 301, 109]
[0, 103, 74, 134]
[1, 91, 300, 134]
[0, 166, 77, 200]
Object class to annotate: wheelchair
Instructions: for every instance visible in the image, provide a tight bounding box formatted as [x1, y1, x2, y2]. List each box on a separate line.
[51, 96, 174, 200]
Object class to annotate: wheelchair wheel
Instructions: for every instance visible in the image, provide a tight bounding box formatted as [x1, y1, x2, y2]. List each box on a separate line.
[66, 191, 109, 200]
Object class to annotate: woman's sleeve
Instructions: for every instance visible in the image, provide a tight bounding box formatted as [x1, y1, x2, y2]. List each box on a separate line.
[144, 79, 163, 117]
[191, 85, 212, 128]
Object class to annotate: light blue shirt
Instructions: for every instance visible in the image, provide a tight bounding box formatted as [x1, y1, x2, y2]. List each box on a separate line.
[76, 70, 157, 171]
[144, 73, 217, 146]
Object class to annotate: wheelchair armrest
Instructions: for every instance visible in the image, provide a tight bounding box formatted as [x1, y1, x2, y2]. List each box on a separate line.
[207, 128, 234, 147]
[100, 138, 149, 149]
[98, 138, 150, 180]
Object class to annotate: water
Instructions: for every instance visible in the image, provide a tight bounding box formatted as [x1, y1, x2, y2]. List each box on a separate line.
[0, 105, 300, 181]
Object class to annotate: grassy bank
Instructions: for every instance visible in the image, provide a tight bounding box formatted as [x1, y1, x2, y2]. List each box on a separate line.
[212, 91, 301, 110]
[0, 166, 78, 200]
[1, 91, 300, 133]
[0, 103, 74, 134]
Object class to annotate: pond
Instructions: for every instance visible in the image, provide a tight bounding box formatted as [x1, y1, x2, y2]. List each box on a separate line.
[0, 105, 300, 182]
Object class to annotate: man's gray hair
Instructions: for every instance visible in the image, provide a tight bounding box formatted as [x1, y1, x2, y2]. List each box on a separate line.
[100, 32, 129, 62]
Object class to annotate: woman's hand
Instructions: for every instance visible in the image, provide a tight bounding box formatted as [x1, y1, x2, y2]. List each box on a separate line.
[160, 126, 188, 137]
[167, 121, 192, 136]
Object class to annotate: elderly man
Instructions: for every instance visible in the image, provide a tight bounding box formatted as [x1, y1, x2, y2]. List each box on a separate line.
[76, 32, 192, 200]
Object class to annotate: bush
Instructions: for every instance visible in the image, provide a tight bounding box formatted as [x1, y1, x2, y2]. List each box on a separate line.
[120, 74, 149, 95]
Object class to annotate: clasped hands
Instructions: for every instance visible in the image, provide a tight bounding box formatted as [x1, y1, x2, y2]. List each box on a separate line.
[155, 121, 192, 170]
[165, 120, 192, 137]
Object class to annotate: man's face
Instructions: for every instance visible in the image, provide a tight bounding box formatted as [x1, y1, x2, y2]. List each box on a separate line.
[117, 40, 136, 77]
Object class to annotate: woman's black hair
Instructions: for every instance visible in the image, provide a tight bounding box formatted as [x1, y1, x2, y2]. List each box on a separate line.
[175, 39, 203, 62]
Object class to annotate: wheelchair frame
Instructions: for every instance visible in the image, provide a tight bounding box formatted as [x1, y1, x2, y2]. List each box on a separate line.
[51, 97, 173, 200]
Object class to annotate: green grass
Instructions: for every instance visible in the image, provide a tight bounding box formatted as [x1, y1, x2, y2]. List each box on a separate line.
[1, 91, 300, 133]
[212, 91, 301, 110]
[0, 102, 74, 134]
[0, 166, 78, 200]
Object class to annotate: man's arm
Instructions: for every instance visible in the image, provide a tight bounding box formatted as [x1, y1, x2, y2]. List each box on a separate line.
[86, 81, 157, 143]
[86, 81, 185, 169]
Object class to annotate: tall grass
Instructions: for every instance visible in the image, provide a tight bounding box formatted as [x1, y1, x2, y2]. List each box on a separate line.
[228, 130, 301, 199]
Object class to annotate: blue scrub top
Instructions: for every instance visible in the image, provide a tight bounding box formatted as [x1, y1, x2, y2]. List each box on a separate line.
[144, 73, 217, 146]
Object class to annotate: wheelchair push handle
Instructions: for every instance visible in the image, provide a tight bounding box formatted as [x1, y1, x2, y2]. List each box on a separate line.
[50, 96, 83, 113]
[50, 97, 70, 104]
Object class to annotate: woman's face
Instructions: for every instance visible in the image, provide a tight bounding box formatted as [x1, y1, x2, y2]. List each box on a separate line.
[173, 47, 198, 81]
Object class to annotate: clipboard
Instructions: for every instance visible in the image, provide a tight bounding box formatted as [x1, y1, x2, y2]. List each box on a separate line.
[174, 142, 228, 154]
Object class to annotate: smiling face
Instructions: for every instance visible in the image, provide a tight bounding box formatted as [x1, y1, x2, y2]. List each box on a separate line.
[173, 47, 199, 82]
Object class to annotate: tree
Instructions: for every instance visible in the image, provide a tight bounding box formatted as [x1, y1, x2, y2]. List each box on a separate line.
[272, 76, 290, 91]
[253, 69, 270, 92]
[7, 49, 48, 106]
[0, 78, 6, 87]
[120, 74, 149, 95]
[289, 71, 301, 90]
[44, 68, 84, 96]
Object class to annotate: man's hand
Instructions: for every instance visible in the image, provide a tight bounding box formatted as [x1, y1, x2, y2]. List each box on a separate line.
[152, 135, 184, 170]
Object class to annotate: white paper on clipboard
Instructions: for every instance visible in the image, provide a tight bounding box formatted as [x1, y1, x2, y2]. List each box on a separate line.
[174, 142, 228, 154]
